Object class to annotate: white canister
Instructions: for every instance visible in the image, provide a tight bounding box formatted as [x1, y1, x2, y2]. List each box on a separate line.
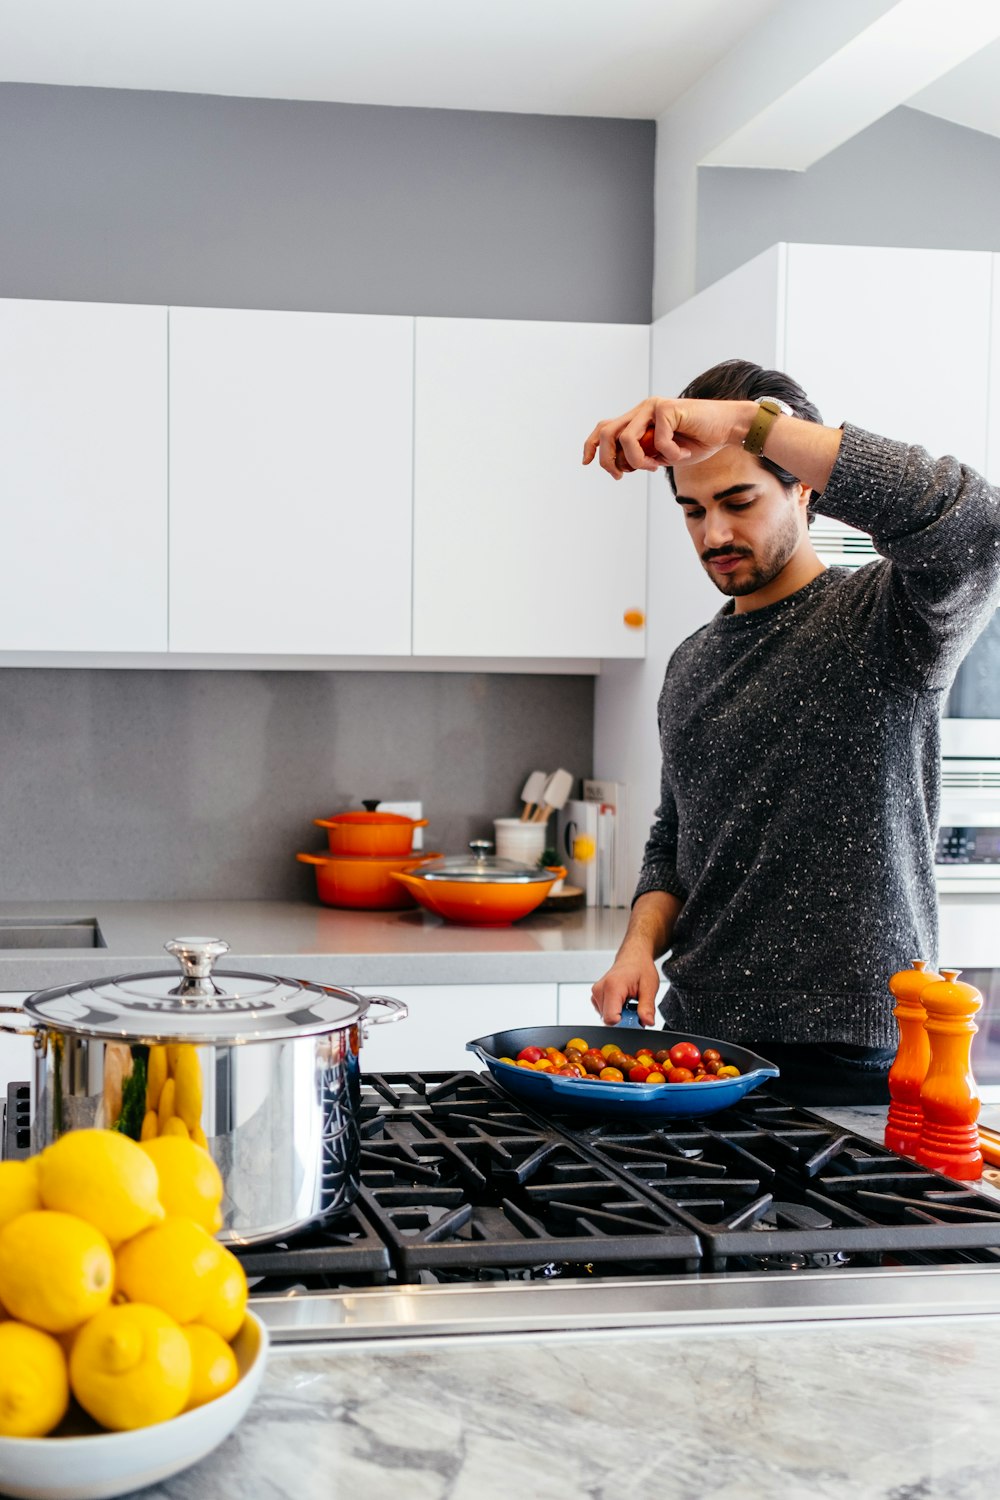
[493, 818, 547, 866]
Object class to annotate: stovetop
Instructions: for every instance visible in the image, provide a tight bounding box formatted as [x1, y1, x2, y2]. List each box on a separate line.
[9, 1072, 1000, 1341]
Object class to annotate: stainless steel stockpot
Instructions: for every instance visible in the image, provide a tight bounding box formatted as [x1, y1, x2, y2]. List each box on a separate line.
[0, 936, 407, 1245]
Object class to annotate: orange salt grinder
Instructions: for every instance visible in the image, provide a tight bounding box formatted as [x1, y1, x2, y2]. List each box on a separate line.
[884, 959, 942, 1157]
[914, 969, 984, 1181]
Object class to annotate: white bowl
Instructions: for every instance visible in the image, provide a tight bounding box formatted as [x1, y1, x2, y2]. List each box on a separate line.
[0, 1312, 269, 1500]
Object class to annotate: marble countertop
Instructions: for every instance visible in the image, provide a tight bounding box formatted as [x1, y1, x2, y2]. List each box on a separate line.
[0, 900, 632, 991]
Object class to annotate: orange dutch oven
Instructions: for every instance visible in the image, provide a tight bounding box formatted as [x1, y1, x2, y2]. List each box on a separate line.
[297, 849, 441, 909]
[314, 800, 429, 857]
[389, 841, 567, 926]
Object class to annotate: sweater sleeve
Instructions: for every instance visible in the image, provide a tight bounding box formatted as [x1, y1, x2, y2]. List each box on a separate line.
[632, 706, 688, 905]
[816, 424, 1000, 690]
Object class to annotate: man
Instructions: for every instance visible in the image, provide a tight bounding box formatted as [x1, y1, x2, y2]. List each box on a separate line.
[584, 359, 1000, 1105]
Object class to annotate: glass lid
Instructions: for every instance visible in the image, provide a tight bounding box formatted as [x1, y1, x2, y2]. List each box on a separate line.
[23, 936, 368, 1043]
[418, 840, 555, 884]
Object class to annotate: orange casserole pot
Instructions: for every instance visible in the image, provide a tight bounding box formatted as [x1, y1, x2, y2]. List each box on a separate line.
[297, 850, 441, 909]
[389, 850, 567, 926]
[314, 809, 429, 857]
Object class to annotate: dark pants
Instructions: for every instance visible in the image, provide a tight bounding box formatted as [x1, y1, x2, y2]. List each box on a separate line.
[751, 1041, 894, 1108]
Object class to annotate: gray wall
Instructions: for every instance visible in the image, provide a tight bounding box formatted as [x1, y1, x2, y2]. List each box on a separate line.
[0, 669, 594, 901]
[696, 106, 1000, 293]
[0, 83, 654, 322]
[0, 83, 653, 902]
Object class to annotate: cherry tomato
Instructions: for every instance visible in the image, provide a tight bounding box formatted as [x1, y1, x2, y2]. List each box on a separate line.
[565, 1038, 589, 1054]
[545, 1048, 568, 1067]
[717, 1064, 741, 1078]
[498, 1056, 516, 1066]
[600, 1043, 621, 1059]
[599, 1066, 624, 1082]
[533, 1058, 555, 1072]
[517, 1046, 544, 1063]
[669, 1042, 702, 1071]
[702, 1060, 720, 1075]
[556, 1064, 585, 1077]
[628, 1064, 652, 1083]
[701, 1049, 722, 1066]
[582, 1050, 607, 1074]
[516, 1059, 535, 1069]
[667, 1067, 695, 1084]
[652, 1049, 672, 1065]
[644, 1071, 666, 1084]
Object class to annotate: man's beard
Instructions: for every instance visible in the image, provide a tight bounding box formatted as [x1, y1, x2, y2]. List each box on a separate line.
[701, 510, 802, 598]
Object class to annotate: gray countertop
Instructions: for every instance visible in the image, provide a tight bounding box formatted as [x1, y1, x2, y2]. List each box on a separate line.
[0, 900, 632, 991]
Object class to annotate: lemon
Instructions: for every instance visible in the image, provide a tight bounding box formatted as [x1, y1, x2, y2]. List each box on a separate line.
[141, 1110, 159, 1142]
[0, 1321, 70, 1436]
[0, 1210, 114, 1333]
[181, 1323, 239, 1410]
[146, 1045, 168, 1114]
[139, 1138, 224, 1234]
[70, 1303, 192, 1431]
[191, 1123, 209, 1150]
[199, 1249, 248, 1342]
[0, 1158, 41, 1231]
[116, 1217, 225, 1324]
[161, 1116, 190, 1140]
[172, 1047, 203, 1132]
[37, 1129, 164, 1248]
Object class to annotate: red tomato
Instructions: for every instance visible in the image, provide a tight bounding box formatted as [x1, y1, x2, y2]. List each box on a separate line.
[517, 1046, 544, 1063]
[556, 1064, 585, 1077]
[701, 1049, 722, 1066]
[545, 1048, 568, 1068]
[628, 1064, 652, 1083]
[669, 1042, 702, 1071]
[667, 1067, 695, 1084]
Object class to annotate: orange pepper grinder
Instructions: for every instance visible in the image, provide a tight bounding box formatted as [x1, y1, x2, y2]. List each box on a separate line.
[884, 959, 942, 1157]
[914, 969, 983, 1181]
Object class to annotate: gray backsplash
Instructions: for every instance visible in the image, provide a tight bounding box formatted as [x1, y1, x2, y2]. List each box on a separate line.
[0, 669, 593, 901]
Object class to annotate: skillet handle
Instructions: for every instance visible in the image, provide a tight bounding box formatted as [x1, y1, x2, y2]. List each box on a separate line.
[617, 999, 643, 1029]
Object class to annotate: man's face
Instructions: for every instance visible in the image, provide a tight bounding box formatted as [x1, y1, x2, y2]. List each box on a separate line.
[672, 448, 811, 601]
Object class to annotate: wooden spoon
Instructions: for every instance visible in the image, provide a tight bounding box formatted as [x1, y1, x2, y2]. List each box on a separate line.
[519, 769, 548, 821]
[531, 768, 574, 824]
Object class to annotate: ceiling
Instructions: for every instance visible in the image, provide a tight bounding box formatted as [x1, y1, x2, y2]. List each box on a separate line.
[0, 0, 998, 139]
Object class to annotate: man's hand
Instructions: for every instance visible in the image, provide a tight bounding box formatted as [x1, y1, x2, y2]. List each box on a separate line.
[591, 950, 662, 1028]
[582, 397, 755, 481]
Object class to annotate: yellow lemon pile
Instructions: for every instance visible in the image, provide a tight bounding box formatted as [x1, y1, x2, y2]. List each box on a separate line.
[0, 1128, 245, 1438]
[141, 1044, 208, 1147]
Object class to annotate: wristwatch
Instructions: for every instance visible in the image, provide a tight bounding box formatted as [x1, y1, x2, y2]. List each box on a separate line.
[742, 397, 792, 457]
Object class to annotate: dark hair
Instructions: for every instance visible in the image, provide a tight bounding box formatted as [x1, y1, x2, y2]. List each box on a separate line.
[666, 358, 823, 517]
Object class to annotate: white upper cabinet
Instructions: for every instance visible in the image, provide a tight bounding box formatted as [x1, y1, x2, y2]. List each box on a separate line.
[168, 308, 414, 655]
[0, 299, 167, 651]
[782, 244, 991, 472]
[412, 318, 650, 658]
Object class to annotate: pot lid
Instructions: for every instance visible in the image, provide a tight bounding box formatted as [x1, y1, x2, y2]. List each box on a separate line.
[23, 936, 371, 1043]
[418, 840, 554, 884]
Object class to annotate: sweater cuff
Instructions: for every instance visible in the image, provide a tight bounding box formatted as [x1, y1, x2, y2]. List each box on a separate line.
[632, 865, 687, 906]
[814, 423, 910, 533]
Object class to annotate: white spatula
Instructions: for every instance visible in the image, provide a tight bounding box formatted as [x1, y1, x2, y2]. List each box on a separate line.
[519, 770, 548, 821]
[532, 768, 574, 824]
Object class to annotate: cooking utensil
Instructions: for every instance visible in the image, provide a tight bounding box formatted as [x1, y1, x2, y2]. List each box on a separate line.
[518, 770, 548, 821]
[0, 937, 408, 1243]
[389, 840, 566, 925]
[531, 767, 573, 823]
[313, 808, 429, 858]
[467, 1011, 779, 1120]
[0, 1313, 268, 1500]
[297, 848, 440, 908]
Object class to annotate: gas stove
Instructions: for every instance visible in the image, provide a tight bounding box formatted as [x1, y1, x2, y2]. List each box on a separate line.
[8, 1072, 1000, 1342]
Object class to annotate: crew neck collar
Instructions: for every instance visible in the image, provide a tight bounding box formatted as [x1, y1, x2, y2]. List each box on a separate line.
[709, 568, 837, 631]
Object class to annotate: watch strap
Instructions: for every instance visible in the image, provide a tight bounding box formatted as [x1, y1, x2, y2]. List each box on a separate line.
[743, 398, 788, 458]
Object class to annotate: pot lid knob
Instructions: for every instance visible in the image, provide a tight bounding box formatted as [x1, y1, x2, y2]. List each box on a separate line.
[468, 840, 493, 864]
[361, 799, 381, 812]
[164, 936, 231, 999]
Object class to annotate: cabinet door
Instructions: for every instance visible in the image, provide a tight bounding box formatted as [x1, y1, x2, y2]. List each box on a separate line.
[169, 308, 413, 654]
[413, 319, 649, 658]
[359, 984, 557, 1073]
[783, 246, 991, 468]
[0, 299, 167, 650]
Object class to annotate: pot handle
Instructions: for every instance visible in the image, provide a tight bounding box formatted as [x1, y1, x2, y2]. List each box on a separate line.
[361, 994, 409, 1028]
[0, 1006, 38, 1038]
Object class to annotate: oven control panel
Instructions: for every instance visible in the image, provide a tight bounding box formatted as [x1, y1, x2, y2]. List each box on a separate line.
[936, 825, 1000, 864]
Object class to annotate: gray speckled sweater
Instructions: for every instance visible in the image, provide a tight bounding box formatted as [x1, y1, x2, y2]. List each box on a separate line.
[635, 424, 1000, 1048]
